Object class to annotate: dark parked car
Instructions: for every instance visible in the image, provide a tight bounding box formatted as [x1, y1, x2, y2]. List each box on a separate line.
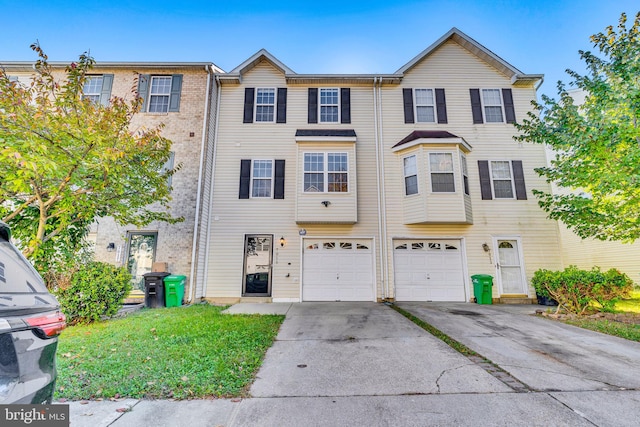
[0, 221, 66, 404]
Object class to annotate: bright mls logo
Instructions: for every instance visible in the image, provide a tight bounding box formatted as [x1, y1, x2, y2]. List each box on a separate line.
[1, 405, 69, 427]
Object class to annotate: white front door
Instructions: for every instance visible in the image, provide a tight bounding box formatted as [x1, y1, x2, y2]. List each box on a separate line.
[494, 238, 527, 294]
[394, 239, 466, 301]
[302, 239, 374, 301]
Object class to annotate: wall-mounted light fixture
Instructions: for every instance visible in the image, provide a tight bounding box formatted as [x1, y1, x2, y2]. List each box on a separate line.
[279, 236, 286, 247]
[321, 200, 331, 207]
[482, 243, 490, 252]
[107, 242, 116, 252]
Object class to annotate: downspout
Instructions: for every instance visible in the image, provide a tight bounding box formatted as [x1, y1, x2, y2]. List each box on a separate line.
[377, 77, 391, 300]
[373, 77, 387, 299]
[187, 65, 212, 303]
[201, 74, 222, 299]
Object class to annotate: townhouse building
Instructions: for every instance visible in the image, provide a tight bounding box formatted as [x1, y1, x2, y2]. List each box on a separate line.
[197, 28, 564, 303]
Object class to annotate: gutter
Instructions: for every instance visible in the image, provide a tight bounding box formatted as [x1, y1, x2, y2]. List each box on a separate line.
[373, 76, 390, 300]
[187, 65, 212, 303]
[376, 77, 391, 300]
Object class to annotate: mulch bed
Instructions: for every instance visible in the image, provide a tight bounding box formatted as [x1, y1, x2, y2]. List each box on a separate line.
[537, 310, 640, 325]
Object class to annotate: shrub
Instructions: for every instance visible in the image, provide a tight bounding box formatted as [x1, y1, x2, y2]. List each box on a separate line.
[55, 261, 132, 324]
[532, 266, 634, 314]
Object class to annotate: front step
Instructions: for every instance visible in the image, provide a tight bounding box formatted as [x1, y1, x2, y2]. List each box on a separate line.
[498, 295, 536, 304]
[239, 297, 273, 303]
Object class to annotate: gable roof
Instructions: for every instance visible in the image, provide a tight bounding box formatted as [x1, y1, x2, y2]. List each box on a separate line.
[229, 48, 295, 75]
[396, 28, 542, 85]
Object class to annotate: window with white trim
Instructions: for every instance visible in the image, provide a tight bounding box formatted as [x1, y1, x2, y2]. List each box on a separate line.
[490, 161, 514, 198]
[251, 160, 274, 198]
[429, 153, 455, 192]
[403, 155, 418, 195]
[148, 76, 172, 113]
[482, 89, 504, 123]
[414, 89, 436, 123]
[303, 152, 348, 192]
[460, 154, 469, 195]
[255, 88, 275, 122]
[82, 76, 103, 103]
[319, 88, 339, 123]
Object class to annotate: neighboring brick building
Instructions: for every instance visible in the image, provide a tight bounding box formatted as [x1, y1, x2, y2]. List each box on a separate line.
[2, 61, 222, 301]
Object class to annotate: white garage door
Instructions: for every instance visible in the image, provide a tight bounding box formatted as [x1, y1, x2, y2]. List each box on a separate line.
[302, 239, 374, 301]
[394, 239, 466, 301]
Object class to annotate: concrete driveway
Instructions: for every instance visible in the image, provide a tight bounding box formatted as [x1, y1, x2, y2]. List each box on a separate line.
[231, 302, 605, 426]
[249, 302, 509, 397]
[396, 302, 640, 391]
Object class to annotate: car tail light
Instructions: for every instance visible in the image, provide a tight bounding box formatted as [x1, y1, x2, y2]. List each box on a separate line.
[26, 312, 66, 338]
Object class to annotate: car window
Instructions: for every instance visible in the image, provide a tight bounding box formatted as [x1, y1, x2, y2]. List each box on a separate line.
[0, 240, 49, 294]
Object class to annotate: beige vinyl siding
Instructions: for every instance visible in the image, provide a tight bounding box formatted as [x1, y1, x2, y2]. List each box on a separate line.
[206, 59, 382, 301]
[296, 142, 357, 223]
[394, 144, 471, 224]
[381, 39, 563, 300]
[464, 195, 473, 223]
[558, 225, 640, 284]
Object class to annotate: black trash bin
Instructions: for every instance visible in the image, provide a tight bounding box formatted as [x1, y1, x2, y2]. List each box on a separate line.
[143, 272, 171, 308]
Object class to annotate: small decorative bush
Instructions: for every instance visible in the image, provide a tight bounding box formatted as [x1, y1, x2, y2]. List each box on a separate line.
[532, 266, 634, 314]
[55, 261, 132, 324]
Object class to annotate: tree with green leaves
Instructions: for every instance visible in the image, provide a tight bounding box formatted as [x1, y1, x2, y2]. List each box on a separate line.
[515, 12, 640, 242]
[0, 44, 181, 273]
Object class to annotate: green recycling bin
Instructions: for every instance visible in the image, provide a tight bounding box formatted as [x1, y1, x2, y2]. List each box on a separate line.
[164, 275, 186, 307]
[471, 274, 493, 305]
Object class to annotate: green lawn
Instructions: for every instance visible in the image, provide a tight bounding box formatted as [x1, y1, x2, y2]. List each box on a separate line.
[562, 290, 640, 342]
[564, 318, 640, 342]
[55, 304, 284, 400]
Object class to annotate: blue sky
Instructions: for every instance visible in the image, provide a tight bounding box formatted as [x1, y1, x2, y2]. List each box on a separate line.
[1, 1, 637, 97]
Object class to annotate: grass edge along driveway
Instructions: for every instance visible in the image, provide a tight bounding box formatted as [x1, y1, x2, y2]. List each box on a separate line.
[55, 304, 284, 400]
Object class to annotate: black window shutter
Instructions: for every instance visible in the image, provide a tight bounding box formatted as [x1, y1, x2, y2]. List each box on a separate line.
[276, 88, 287, 123]
[435, 88, 447, 124]
[478, 160, 493, 200]
[243, 88, 255, 123]
[402, 88, 414, 124]
[137, 74, 150, 112]
[239, 160, 251, 199]
[470, 89, 484, 124]
[100, 74, 114, 106]
[341, 88, 351, 124]
[502, 89, 516, 124]
[308, 88, 318, 123]
[512, 160, 527, 200]
[274, 160, 285, 199]
[168, 74, 183, 112]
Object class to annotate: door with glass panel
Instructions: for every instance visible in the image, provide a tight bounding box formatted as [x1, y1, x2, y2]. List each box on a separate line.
[494, 238, 527, 294]
[126, 232, 157, 292]
[243, 235, 272, 296]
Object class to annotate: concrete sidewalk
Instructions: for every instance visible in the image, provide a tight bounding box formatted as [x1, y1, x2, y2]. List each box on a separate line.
[62, 302, 640, 426]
